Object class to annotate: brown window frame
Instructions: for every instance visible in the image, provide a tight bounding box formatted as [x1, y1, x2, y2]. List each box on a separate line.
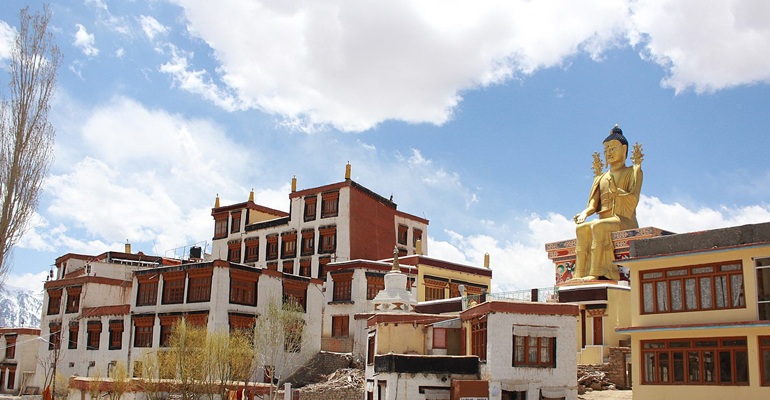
[86, 321, 102, 350]
[136, 279, 158, 306]
[283, 280, 308, 312]
[413, 229, 423, 247]
[266, 235, 279, 260]
[319, 226, 336, 254]
[513, 335, 556, 368]
[640, 261, 745, 315]
[366, 275, 384, 300]
[332, 272, 353, 302]
[397, 225, 408, 245]
[230, 270, 259, 306]
[332, 315, 350, 337]
[321, 191, 339, 218]
[281, 233, 297, 259]
[318, 257, 331, 280]
[760, 336, 770, 386]
[65, 286, 82, 313]
[244, 238, 259, 262]
[162, 272, 186, 305]
[641, 337, 749, 385]
[304, 196, 317, 222]
[68, 323, 78, 349]
[227, 240, 242, 263]
[48, 323, 61, 350]
[109, 320, 123, 350]
[159, 316, 180, 347]
[300, 230, 315, 256]
[470, 317, 487, 361]
[299, 259, 311, 277]
[47, 289, 62, 315]
[214, 216, 228, 239]
[4, 335, 16, 359]
[187, 269, 213, 303]
[424, 278, 447, 301]
[231, 211, 242, 234]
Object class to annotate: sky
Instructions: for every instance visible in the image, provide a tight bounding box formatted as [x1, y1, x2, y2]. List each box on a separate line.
[1, 0, 770, 295]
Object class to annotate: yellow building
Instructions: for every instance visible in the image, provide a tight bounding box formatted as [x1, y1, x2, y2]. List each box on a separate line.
[617, 222, 770, 399]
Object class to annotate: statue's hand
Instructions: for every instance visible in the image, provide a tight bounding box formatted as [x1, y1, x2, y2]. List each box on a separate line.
[574, 211, 588, 224]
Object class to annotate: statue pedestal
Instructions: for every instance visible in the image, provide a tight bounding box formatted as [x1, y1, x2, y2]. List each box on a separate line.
[545, 226, 673, 285]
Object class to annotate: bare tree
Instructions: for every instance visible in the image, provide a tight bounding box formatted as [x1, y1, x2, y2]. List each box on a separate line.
[0, 5, 61, 282]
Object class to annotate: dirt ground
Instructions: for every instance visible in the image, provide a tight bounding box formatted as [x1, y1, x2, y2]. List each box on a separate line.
[578, 389, 633, 400]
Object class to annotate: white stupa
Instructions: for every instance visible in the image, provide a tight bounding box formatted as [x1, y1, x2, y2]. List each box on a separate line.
[372, 247, 416, 312]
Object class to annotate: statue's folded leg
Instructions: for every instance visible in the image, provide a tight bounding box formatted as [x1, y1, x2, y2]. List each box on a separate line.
[589, 229, 619, 280]
[573, 224, 591, 279]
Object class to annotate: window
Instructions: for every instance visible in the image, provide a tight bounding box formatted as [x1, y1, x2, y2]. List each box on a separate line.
[47, 289, 62, 315]
[229, 314, 256, 333]
[188, 269, 212, 303]
[109, 320, 123, 350]
[244, 238, 259, 262]
[4, 335, 16, 359]
[367, 335, 376, 365]
[281, 232, 297, 258]
[757, 258, 770, 320]
[134, 322, 153, 348]
[332, 272, 353, 302]
[214, 216, 228, 239]
[159, 316, 180, 347]
[425, 278, 447, 301]
[332, 315, 349, 337]
[230, 270, 259, 306]
[471, 317, 487, 361]
[283, 279, 308, 312]
[760, 336, 770, 386]
[640, 262, 745, 314]
[513, 333, 556, 368]
[266, 235, 279, 260]
[231, 211, 242, 234]
[162, 272, 185, 304]
[48, 323, 61, 350]
[413, 229, 423, 247]
[284, 319, 304, 353]
[228, 240, 242, 263]
[641, 337, 748, 385]
[301, 230, 315, 256]
[366, 275, 384, 300]
[433, 328, 447, 349]
[6, 367, 14, 390]
[397, 225, 408, 245]
[87, 321, 102, 350]
[319, 226, 336, 254]
[136, 279, 158, 306]
[299, 259, 311, 277]
[68, 324, 78, 349]
[282, 260, 294, 274]
[65, 286, 82, 313]
[304, 196, 317, 222]
[318, 257, 331, 280]
[321, 191, 339, 218]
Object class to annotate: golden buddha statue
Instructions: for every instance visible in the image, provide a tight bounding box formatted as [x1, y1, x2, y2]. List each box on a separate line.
[572, 125, 643, 281]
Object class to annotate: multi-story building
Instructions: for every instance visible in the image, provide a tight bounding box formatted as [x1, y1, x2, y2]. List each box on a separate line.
[210, 164, 429, 281]
[0, 327, 40, 394]
[617, 222, 770, 399]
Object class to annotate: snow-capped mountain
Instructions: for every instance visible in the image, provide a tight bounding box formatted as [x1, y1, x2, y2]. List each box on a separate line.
[0, 284, 43, 328]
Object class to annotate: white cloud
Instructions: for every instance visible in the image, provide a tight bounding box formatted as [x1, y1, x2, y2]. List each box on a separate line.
[73, 24, 99, 57]
[4, 270, 50, 294]
[163, 0, 770, 131]
[629, 0, 770, 93]
[139, 15, 168, 41]
[116, 48, 125, 58]
[0, 21, 15, 61]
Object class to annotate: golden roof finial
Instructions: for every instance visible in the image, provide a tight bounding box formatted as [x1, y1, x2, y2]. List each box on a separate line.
[248, 188, 254, 202]
[214, 193, 220, 208]
[345, 162, 351, 180]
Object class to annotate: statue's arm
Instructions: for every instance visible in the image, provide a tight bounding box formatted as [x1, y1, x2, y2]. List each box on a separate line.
[614, 167, 643, 214]
[574, 176, 601, 224]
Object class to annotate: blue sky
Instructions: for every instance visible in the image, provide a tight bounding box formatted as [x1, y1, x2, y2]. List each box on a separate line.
[2, 0, 770, 294]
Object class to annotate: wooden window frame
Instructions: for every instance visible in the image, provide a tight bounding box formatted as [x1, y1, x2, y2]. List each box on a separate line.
[319, 226, 336, 254]
[187, 269, 213, 303]
[300, 230, 315, 256]
[266, 235, 279, 260]
[109, 320, 124, 350]
[48, 323, 61, 350]
[133, 317, 154, 348]
[413, 229, 423, 247]
[227, 240, 242, 263]
[244, 238, 259, 263]
[639, 261, 745, 315]
[230, 270, 259, 306]
[283, 260, 294, 274]
[47, 289, 62, 315]
[214, 216, 228, 239]
[424, 278, 447, 301]
[87, 321, 102, 350]
[299, 259, 311, 277]
[68, 324, 78, 349]
[65, 286, 82, 313]
[470, 317, 487, 361]
[366, 275, 385, 300]
[760, 336, 770, 386]
[756, 258, 770, 320]
[318, 257, 331, 280]
[281, 233, 297, 259]
[367, 335, 376, 365]
[332, 272, 353, 302]
[397, 225, 408, 245]
[321, 191, 339, 218]
[159, 316, 181, 347]
[231, 211, 242, 234]
[641, 337, 749, 385]
[332, 315, 350, 337]
[282, 280, 308, 312]
[513, 335, 556, 368]
[136, 280, 158, 306]
[304, 196, 317, 222]
[162, 272, 186, 305]
[3, 335, 15, 359]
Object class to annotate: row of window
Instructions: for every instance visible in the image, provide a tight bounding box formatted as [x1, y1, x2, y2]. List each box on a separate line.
[0, 366, 16, 390]
[396, 225, 423, 247]
[330, 273, 413, 303]
[48, 320, 124, 351]
[424, 277, 487, 302]
[640, 262, 745, 314]
[136, 269, 213, 306]
[46, 286, 82, 316]
[228, 226, 337, 264]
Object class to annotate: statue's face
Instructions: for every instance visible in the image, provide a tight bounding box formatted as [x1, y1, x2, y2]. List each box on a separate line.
[603, 139, 627, 165]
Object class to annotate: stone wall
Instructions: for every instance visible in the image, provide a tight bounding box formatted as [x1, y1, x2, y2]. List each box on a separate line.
[578, 347, 632, 390]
